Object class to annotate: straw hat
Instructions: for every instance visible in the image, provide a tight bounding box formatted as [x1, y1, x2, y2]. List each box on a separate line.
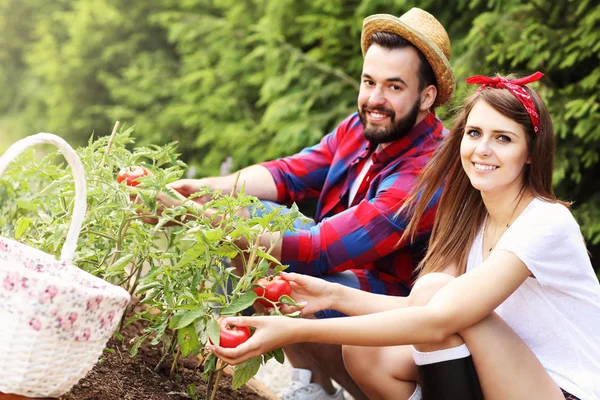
[361, 8, 455, 107]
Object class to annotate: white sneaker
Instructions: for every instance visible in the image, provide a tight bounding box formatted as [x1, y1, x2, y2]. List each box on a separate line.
[280, 368, 345, 400]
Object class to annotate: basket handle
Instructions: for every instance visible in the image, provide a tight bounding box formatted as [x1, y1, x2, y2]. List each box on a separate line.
[0, 133, 87, 264]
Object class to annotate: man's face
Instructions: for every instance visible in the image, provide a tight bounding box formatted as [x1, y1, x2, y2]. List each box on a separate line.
[358, 44, 425, 145]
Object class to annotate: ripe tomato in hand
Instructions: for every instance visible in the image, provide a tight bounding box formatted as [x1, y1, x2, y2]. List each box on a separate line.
[218, 317, 251, 348]
[117, 166, 152, 187]
[253, 276, 292, 308]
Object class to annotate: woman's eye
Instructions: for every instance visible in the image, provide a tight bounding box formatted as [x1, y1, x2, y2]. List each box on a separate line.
[498, 135, 511, 143]
[466, 129, 480, 137]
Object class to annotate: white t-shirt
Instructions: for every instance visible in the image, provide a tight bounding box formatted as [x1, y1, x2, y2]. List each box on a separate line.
[467, 198, 600, 400]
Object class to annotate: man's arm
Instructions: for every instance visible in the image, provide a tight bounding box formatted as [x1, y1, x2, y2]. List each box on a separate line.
[169, 165, 278, 201]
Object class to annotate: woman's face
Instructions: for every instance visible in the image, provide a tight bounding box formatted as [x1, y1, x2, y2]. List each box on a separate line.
[460, 100, 530, 195]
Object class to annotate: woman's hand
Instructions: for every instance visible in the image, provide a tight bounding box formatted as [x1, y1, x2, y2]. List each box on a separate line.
[208, 315, 300, 365]
[277, 272, 337, 316]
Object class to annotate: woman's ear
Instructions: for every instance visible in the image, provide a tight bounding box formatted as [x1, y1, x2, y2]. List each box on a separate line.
[420, 85, 437, 111]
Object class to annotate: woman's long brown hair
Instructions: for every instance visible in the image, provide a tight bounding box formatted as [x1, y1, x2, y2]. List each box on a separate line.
[400, 77, 563, 277]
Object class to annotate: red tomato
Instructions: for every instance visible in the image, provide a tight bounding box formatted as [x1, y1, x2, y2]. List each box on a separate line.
[253, 276, 292, 308]
[116, 166, 152, 187]
[218, 317, 251, 348]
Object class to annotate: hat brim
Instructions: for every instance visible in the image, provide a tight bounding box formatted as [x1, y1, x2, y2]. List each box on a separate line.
[361, 14, 455, 107]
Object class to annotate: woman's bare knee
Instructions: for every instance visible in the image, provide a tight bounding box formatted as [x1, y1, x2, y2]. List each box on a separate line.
[342, 345, 374, 383]
[408, 272, 455, 307]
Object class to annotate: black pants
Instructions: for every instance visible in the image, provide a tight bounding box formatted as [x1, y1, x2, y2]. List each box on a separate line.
[418, 355, 484, 400]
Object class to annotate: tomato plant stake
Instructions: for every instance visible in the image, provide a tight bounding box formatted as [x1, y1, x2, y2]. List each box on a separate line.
[101, 120, 120, 166]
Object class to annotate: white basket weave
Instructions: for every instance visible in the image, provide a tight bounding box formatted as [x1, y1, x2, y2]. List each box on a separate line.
[0, 133, 131, 398]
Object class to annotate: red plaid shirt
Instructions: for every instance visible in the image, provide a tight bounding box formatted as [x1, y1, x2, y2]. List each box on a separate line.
[261, 112, 445, 294]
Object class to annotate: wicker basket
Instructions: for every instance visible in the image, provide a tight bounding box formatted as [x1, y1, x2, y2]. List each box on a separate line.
[0, 133, 131, 398]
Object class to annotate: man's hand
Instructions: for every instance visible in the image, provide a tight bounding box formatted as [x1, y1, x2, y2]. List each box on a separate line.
[208, 315, 299, 365]
[277, 272, 336, 316]
[167, 178, 213, 204]
[138, 186, 189, 225]
[156, 186, 188, 208]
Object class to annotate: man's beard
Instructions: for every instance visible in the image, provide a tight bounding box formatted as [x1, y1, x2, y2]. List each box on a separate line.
[358, 98, 421, 145]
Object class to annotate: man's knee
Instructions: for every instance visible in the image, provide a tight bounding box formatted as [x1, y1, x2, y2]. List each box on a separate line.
[408, 272, 455, 307]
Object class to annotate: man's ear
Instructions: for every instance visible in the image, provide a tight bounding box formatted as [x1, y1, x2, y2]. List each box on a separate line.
[420, 85, 437, 111]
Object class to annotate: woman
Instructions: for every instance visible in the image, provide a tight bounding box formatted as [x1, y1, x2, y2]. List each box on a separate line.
[209, 73, 600, 400]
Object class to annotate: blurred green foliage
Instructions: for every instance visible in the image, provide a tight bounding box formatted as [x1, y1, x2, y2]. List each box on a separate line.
[0, 0, 598, 269]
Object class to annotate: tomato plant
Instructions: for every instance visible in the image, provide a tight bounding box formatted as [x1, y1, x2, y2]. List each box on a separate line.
[116, 165, 152, 187]
[0, 127, 303, 396]
[254, 276, 292, 307]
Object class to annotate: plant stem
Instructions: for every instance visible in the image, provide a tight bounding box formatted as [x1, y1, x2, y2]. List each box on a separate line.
[235, 234, 261, 292]
[154, 334, 177, 373]
[80, 229, 118, 242]
[205, 370, 215, 400]
[170, 346, 181, 378]
[108, 214, 132, 267]
[210, 360, 224, 400]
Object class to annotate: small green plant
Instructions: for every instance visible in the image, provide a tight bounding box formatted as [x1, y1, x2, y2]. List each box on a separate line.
[0, 126, 303, 397]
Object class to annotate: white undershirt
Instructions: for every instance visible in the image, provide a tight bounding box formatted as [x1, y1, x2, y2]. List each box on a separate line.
[348, 156, 373, 207]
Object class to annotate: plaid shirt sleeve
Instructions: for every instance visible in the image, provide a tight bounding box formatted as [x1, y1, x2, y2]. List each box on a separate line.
[279, 154, 439, 276]
[259, 116, 355, 205]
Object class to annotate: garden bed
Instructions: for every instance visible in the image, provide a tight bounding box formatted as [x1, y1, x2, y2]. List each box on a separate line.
[61, 309, 273, 400]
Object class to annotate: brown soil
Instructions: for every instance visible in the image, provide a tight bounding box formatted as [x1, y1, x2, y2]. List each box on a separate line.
[58, 307, 270, 400]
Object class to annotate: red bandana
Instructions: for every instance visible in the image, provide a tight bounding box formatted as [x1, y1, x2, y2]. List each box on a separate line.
[465, 72, 544, 134]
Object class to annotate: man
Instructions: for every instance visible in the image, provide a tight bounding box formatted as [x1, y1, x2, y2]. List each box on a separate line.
[157, 7, 454, 400]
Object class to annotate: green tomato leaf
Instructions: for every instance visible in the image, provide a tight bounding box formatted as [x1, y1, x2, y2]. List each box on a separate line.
[15, 217, 32, 240]
[255, 248, 281, 265]
[170, 308, 205, 330]
[273, 264, 289, 275]
[204, 353, 217, 374]
[129, 334, 149, 357]
[262, 351, 273, 364]
[258, 259, 269, 276]
[277, 295, 299, 306]
[177, 324, 200, 357]
[141, 288, 161, 303]
[232, 356, 262, 390]
[135, 282, 162, 295]
[107, 254, 135, 274]
[273, 348, 285, 364]
[222, 291, 257, 315]
[207, 318, 220, 346]
[15, 199, 37, 211]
